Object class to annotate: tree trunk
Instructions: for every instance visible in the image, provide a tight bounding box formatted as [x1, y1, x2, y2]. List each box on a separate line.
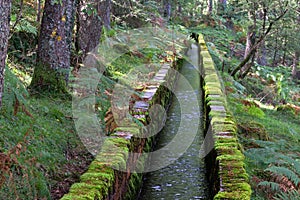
[30, 0, 76, 93]
[75, 0, 111, 64]
[208, 0, 213, 15]
[292, 1, 300, 80]
[36, 0, 42, 22]
[100, 0, 111, 29]
[292, 51, 300, 80]
[218, 0, 227, 15]
[257, 8, 267, 66]
[282, 36, 287, 65]
[272, 29, 279, 67]
[239, 24, 256, 77]
[0, 1, 12, 107]
[163, 0, 171, 20]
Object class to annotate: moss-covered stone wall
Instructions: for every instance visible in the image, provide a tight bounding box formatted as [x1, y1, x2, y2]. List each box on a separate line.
[61, 61, 181, 200]
[198, 34, 252, 200]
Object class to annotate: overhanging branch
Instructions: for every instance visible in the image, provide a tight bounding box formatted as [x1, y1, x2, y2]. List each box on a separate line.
[230, 9, 288, 77]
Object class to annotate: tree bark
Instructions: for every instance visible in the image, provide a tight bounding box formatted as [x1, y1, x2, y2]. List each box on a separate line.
[218, 0, 227, 15]
[0, 1, 12, 107]
[30, 0, 76, 93]
[292, 51, 299, 77]
[257, 8, 267, 66]
[272, 29, 279, 67]
[75, 0, 111, 64]
[208, 0, 213, 15]
[163, 0, 171, 20]
[292, 1, 300, 80]
[239, 16, 256, 78]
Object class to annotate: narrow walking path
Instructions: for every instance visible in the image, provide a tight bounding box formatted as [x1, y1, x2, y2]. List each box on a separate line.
[138, 44, 209, 199]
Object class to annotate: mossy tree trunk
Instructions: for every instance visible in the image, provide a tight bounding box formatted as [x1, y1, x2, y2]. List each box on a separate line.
[30, 0, 76, 93]
[0, 1, 12, 107]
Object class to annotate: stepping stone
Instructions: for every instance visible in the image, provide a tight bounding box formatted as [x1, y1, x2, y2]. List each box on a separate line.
[133, 101, 149, 112]
[210, 105, 226, 112]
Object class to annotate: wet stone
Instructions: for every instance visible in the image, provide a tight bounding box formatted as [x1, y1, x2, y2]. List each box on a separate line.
[141, 89, 157, 100]
[112, 131, 133, 140]
[208, 94, 221, 98]
[133, 101, 149, 111]
[153, 76, 165, 81]
[161, 64, 170, 69]
[216, 132, 234, 138]
[210, 105, 226, 112]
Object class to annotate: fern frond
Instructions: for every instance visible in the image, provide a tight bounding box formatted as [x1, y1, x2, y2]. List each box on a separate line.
[277, 154, 300, 176]
[274, 190, 300, 200]
[258, 181, 280, 191]
[266, 166, 300, 187]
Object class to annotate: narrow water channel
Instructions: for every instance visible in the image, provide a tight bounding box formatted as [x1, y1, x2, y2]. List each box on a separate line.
[138, 44, 209, 200]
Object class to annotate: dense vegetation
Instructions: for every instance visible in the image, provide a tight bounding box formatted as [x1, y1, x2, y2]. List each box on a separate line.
[0, 0, 299, 199]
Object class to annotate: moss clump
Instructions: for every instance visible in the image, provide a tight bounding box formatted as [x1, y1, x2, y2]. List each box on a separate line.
[65, 182, 105, 199]
[214, 190, 251, 200]
[216, 150, 245, 161]
[114, 126, 140, 135]
[29, 63, 68, 94]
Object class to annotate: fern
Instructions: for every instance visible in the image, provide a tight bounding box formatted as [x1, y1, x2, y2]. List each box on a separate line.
[258, 181, 281, 191]
[265, 166, 300, 187]
[2, 66, 29, 114]
[275, 190, 300, 200]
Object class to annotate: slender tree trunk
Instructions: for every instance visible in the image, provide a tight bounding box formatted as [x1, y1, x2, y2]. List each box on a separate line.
[292, 51, 299, 77]
[208, 0, 213, 15]
[292, 1, 300, 80]
[0, 1, 12, 107]
[36, 0, 42, 22]
[282, 36, 287, 65]
[257, 8, 267, 66]
[239, 24, 256, 77]
[218, 0, 227, 15]
[76, 0, 111, 64]
[163, 0, 171, 20]
[30, 0, 76, 93]
[272, 29, 279, 67]
[99, 0, 111, 29]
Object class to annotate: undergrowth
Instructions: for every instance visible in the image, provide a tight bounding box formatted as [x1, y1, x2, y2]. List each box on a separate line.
[0, 67, 93, 199]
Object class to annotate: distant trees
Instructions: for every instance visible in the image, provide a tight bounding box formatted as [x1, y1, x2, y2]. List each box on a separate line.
[30, 0, 76, 93]
[0, 1, 12, 107]
[230, 0, 289, 78]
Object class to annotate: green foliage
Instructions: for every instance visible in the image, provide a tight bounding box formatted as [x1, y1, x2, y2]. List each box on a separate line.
[0, 90, 89, 199]
[2, 65, 29, 115]
[275, 190, 300, 200]
[13, 19, 38, 36]
[246, 106, 265, 118]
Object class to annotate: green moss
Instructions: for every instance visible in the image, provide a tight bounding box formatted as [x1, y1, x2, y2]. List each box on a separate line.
[199, 33, 251, 200]
[67, 182, 104, 199]
[29, 62, 68, 94]
[216, 150, 245, 161]
[114, 126, 140, 135]
[88, 162, 114, 173]
[80, 172, 114, 187]
[214, 190, 251, 200]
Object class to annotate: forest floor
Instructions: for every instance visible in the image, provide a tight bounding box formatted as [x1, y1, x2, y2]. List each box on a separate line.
[0, 95, 93, 199]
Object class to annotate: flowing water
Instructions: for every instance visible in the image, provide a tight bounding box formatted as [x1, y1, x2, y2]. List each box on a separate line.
[138, 44, 209, 200]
